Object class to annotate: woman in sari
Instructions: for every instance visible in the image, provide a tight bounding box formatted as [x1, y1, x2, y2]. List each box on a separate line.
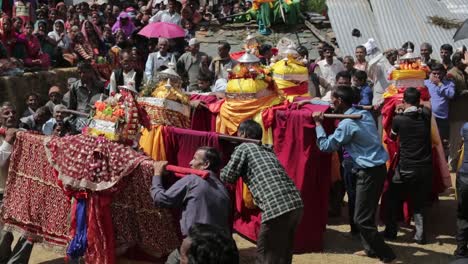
[21, 22, 50, 69]
[73, 32, 94, 62]
[47, 19, 71, 50]
[34, 20, 56, 63]
[111, 12, 135, 39]
[81, 20, 105, 57]
[0, 16, 23, 58]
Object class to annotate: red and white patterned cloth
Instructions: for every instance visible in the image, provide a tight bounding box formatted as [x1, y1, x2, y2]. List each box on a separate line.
[1, 132, 180, 258]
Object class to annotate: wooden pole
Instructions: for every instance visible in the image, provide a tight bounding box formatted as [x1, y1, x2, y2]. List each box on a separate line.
[218, 134, 261, 145]
[323, 113, 362, 120]
[57, 109, 90, 117]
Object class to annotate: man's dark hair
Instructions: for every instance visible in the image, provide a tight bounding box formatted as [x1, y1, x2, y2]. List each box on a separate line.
[218, 41, 231, 51]
[198, 146, 222, 171]
[238, 119, 262, 140]
[355, 45, 366, 54]
[332, 86, 356, 106]
[403, 87, 421, 106]
[259, 44, 272, 56]
[25, 92, 39, 101]
[187, 223, 239, 264]
[297, 45, 308, 58]
[431, 63, 446, 73]
[452, 52, 464, 66]
[323, 45, 335, 54]
[402, 41, 415, 51]
[335, 70, 351, 82]
[198, 73, 212, 83]
[440, 44, 453, 54]
[77, 61, 93, 72]
[353, 70, 367, 82]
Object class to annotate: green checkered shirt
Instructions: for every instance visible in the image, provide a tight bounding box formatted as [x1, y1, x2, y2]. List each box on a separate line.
[221, 143, 303, 222]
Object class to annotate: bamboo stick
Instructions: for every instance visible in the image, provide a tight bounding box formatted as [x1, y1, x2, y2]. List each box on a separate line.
[323, 113, 362, 120]
[57, 109, 90, 117]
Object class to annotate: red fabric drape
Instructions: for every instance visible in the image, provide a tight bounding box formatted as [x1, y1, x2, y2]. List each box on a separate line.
[232, 103, 333, 253]
[189, 94, 219, 132]
[162, 126, 220, 166]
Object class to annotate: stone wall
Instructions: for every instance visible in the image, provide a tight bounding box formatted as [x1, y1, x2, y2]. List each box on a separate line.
[0, 68, 78, 115]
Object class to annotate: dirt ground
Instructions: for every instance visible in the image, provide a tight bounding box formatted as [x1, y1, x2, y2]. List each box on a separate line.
[21, 181, 459, 264]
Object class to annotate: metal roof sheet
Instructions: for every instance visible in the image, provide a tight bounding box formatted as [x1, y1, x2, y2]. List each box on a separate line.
[327, 0, 382, 57]
[328, 0, 468, 60]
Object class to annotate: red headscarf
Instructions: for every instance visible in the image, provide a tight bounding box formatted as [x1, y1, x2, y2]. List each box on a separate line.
[81, 20, 103, 43]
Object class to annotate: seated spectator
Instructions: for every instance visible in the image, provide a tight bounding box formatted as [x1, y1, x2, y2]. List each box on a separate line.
[112, 12, 136, 39]
[81, 20, 105, 58]
[179, 223, 239, 264]
[45, 86, 63, 114]
[47, 19, 71, 51]
[109, 50, 144, 94]
[22, 92, 39, 117]
[21, 22, 51, 70]
[20, 106, 51, 132]
[102, 25, 115, 54]
[12, 17, 23, 34]
[73, 32, 94, 62]
[42, 104, 69, 135]
[34, 20, 56, 63]
[0, 16, 24, 59]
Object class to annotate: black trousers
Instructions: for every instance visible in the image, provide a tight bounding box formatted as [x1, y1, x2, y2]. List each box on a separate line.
[256, 208, 303, 264]
[354, 165, 396, 262]
[457, 176, 468, 248]
[385, 166, 432, 240]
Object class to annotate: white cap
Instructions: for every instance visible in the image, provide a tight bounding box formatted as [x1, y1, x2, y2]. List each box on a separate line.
[188, 38, 199, 46]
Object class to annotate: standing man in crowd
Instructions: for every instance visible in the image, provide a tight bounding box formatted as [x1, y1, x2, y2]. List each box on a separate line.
[151, 147, 231, 264]
[149, 0, 181, 25]
[316, 45, 345, 96]
[19, 106, 52, 132]
[69, 61, 105, 114]
[383, 88, 432, 244]
[354, 45, 368, 72]
[0, 102, 34, 263]
[221, 120, 303, 264]
[109, 50, 144, 94]
[420, 42, 437, 70]
[177, 38, 208, 91]
[425, 63, 455, 157]
[440, 44, 453, 71]
[209, 41, 236, 81]
[144, 38, 172, 82]
[312, 86, 396, 264]
[449, 52, 468, 170]
[455, 122, 468, 258]
[22, 93, 40, 118]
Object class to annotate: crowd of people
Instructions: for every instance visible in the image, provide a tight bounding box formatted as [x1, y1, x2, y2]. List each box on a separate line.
[1, 1, 468, 264]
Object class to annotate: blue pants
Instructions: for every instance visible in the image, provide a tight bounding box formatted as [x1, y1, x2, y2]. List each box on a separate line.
[342, 158, 358, 233]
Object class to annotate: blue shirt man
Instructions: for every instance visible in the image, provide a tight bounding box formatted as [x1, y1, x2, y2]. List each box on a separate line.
[312, 86, 395, 263]
[425, 78, 455, 120]
[315, 107, 388, 168]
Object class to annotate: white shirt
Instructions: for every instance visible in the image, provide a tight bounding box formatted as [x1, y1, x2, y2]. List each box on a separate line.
[0, 139, 12, 193]
[368, 53, 392, 106]
[317, 58, 345, 87]
[144, 51, 173, 82]
[42, 118, 57, 136]
[48, 31, 71, 50]
[149, 10, 181, 25]
[109, 70, 137, 94]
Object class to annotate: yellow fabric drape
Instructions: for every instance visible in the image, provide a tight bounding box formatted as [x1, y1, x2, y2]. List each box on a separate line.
[139, 125, 166, 161]
[216, 94, 283, 135]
